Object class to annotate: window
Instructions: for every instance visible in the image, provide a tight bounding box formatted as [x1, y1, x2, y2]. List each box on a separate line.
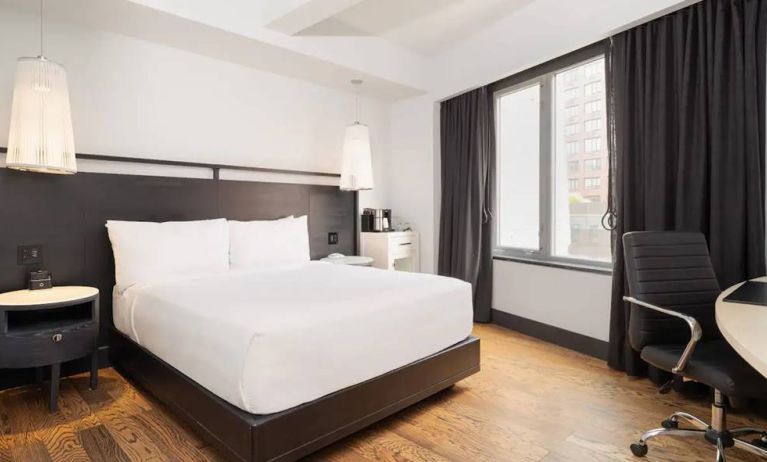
[584, 158, 601, 171]
[564, 87, 580, 99]
[584, 81, 601, 96]
[584, 119, 601, 132]
[585, 137, 601, 152]
[495, 53, 611, 265]
[585, 100, 601, 114]
[585, 60, 603, 77]
[584, 177, 601, 189]
[496, 83, 540, 250]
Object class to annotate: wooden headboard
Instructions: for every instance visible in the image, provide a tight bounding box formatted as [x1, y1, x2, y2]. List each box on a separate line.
[0, 165, 355, 388]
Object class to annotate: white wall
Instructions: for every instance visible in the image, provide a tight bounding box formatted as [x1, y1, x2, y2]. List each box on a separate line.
[0, 6, 391, 209]
[492, 261, 612, 341]
[388, 95, 439, 272]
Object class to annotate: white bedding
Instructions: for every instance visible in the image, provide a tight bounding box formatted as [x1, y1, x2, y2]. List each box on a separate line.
[113, 262, 473, 414]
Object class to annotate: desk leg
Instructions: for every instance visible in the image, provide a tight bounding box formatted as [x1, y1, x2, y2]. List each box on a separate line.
[49, 363, 60, 413]
[90, 353, 99, 390]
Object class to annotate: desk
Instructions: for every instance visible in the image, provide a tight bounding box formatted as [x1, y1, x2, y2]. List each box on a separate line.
[716, 276, 767, 378]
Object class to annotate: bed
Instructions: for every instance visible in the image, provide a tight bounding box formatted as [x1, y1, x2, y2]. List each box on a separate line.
[112, 262, 474, 414]
[106, 217, 480, 462]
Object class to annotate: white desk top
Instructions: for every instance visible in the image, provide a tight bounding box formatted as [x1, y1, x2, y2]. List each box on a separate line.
[0, 286, 99, 307]
[716, 276, 767, 378]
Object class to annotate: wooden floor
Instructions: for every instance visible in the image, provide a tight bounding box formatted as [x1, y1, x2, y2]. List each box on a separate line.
[1, 324, 766, 461]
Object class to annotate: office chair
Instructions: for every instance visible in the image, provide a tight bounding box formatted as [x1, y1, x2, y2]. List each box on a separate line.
[623, 231, 767, 461]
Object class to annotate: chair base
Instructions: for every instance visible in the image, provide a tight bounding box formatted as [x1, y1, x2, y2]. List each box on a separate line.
[631, 390, 767, 461]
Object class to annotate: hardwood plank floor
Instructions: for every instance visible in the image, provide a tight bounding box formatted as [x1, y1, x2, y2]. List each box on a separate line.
[1, 323, 766, 461]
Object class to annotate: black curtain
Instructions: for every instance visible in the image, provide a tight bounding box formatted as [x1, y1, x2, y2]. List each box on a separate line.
[607, 0, 767, 375]
[438, 86, 495, 322]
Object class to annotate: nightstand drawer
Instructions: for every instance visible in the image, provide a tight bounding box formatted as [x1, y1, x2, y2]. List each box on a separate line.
[0, 323, 96, 368]
[391, 241, 415, 259]
[390, 235, 416, 247]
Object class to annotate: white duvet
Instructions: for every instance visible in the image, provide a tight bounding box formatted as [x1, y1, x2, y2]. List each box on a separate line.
[113, 262, 473, 414]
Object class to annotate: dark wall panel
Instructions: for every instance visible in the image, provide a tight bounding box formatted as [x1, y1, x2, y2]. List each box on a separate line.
[309, 186, 355, 259]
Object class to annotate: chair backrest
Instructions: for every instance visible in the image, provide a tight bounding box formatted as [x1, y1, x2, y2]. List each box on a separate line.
[623, 231, 721, 351]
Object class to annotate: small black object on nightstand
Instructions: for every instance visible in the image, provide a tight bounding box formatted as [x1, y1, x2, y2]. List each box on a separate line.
[0, 286, 100, 413]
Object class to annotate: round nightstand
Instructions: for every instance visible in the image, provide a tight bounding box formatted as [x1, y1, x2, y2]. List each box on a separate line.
[0, 286, 100, 412]
[320, 255, 374, 266]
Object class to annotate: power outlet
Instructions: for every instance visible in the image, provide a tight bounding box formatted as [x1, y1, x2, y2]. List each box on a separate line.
[18, 244, 43, 265]
[328, 232, 339, 245]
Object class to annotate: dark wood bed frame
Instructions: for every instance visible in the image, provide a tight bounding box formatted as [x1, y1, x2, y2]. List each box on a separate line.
[112, 330, 480, 462]
[0, 153, 481, 461]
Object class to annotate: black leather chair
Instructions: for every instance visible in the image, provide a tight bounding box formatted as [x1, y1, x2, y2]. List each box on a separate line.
[623, 231, 767, 461]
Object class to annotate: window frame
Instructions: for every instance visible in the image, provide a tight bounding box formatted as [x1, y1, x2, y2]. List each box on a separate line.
[491, 41, 611, 271]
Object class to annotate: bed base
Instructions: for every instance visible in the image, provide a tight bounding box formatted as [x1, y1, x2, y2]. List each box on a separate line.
[110, 330, 480, 462]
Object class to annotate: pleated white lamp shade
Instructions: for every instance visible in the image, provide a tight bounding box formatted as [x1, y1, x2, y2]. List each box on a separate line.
[339, 122, 373, 191]
[6, 57, 76, 174]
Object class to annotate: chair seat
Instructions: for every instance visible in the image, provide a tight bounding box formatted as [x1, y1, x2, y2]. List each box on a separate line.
[641, 339, 767, 398]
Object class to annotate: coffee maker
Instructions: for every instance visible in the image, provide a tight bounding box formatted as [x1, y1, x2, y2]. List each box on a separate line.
[361, 208, 392, 232]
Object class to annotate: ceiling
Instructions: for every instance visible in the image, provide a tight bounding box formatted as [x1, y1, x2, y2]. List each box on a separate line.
[0, 0, 697, 101]
[297, 0, 536, 56]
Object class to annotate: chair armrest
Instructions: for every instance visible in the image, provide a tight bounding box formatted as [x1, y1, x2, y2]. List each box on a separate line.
[623, 296, 703, 374]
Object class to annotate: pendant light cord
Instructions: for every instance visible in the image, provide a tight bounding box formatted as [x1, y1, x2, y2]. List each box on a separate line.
[351, 79, 363, 124]
[355, 86, 360, 123]
[39, 0, 44, 57]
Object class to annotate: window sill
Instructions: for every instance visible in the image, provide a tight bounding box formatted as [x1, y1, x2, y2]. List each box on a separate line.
[492, 255, 612, 275]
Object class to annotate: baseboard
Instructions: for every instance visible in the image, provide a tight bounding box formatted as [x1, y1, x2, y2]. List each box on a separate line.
[492, 309, 608, 361]
[0, 345, 110, 391]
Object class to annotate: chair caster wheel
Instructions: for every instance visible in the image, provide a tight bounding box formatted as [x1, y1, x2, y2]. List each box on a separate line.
[751, 436, 767, 449]
[661, 419, 678, 429]
[630, 443, 648, 457]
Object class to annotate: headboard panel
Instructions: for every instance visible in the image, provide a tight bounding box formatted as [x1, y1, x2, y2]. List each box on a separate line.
[0, 167, 355, 385]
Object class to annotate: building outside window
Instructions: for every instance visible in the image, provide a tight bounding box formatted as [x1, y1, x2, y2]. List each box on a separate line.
[565, 123, 579, 135]
[565, 105, 579, 117]
[568, 179, 578, 190]
[564, 87, 580, 99]
[584, 177, 601, 189]
[585, 61, 602, 77]
[584, 119, 601, 132]
[584, 81, 601, 96]
[584, 158, 601, 171]
[585, 100, 601, 114]
[585, 137, 601, 152]
[568, 160, 579, 173]
[566, 141, 580, 155]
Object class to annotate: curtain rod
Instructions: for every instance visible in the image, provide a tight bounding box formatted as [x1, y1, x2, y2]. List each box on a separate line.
[0, 147, 341, 179]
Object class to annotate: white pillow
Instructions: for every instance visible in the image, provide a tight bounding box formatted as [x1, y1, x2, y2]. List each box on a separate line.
[106, 218, 229, 293]
[228, 215, 310, 269]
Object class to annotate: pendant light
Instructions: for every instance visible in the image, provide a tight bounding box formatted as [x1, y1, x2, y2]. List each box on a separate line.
[340, 79, 373, 191]
[6, 0, 76, 174]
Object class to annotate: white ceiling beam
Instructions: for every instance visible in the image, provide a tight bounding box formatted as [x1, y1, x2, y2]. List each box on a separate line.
[261, 0, 366, 35]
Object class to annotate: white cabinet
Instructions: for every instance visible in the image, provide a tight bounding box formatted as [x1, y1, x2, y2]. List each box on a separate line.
[360, 231, 420, 272]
